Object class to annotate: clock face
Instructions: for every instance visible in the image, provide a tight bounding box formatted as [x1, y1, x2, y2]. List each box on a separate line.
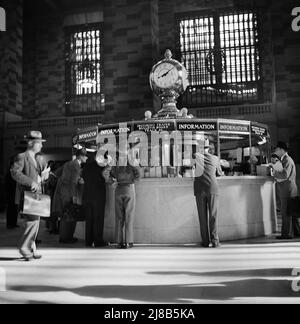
[153, 62, 179, 89]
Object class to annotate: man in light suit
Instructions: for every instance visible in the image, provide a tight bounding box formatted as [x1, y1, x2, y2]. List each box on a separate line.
[194, 141, 223, 248]
[271, 141, 300, 239]
[108, 149, 141, 249]
[11, 131, 49, 261]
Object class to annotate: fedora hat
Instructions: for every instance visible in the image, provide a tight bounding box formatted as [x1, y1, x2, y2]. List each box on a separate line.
[75, 147, 88, 157]
[25, 131, 46, 142]
[276, 141, 289, 152]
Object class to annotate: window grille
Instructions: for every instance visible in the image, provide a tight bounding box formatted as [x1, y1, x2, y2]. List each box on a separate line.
[65, 24, 105, 115]
[176, 9, 262, 107]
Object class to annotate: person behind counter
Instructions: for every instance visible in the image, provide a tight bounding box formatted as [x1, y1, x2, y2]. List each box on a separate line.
[194, 141, 223, 248]
[82, 152, 111, 248]
[108, 149, 141, 249]
[52, 148, 88, 244]
[270, 142, 300, 240]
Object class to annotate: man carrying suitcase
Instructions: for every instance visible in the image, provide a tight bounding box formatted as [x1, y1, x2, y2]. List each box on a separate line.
[11, 131, 49, 261]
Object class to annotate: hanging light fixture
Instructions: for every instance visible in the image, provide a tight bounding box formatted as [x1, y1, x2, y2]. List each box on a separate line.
[78, 58, 96, 90]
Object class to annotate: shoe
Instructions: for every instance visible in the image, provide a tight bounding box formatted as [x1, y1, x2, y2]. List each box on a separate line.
[128, 243, 134, 248]
[118, 243, 128, 249]
[276, 236, 294, 240]
[95, 242, 110, 248]
[212, 242, 222, 248]
[22, 255, 34, 262]
[33, 255, 42, 260]
[201, 243, 210, 248]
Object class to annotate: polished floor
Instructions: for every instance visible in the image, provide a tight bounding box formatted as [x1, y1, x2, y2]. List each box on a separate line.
[0, 214, 300, 304]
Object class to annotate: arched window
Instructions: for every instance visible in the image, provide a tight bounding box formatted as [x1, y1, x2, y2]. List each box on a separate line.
[176, 9, 262, 107]
[65, 23, 105, 115]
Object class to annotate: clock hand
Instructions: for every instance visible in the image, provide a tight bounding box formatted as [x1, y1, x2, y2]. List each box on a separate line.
[158, 67, 176, 79]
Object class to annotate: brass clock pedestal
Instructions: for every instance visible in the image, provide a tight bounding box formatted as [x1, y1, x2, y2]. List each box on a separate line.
[158, 89, 180, 118]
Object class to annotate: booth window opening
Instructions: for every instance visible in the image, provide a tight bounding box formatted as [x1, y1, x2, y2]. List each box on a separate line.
[176, 9, 262, 107]
[65, 24, 105, 116]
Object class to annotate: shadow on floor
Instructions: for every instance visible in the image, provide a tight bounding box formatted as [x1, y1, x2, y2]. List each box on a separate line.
[9, 269, 299, 303]
[0, 257, 23, 262]
[147, 268, 294, 278]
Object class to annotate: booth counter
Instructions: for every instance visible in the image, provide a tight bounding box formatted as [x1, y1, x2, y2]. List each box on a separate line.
[75, 176, 277, 244]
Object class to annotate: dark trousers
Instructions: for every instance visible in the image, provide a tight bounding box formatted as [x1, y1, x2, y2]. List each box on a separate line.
[48, 212, 60, 233]
[59, 220, 77, 241]
[19, 215, 40, 258]
[280, 197, 300, 237]
[6, 203, 18, 228]
[115, 185, 136, 244]
[84, 199, 106, 246]
[196, 193, 219, 245]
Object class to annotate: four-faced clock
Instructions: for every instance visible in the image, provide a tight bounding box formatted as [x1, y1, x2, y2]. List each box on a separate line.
[150, 50, 189, 117]
[152, 62, 180, 89]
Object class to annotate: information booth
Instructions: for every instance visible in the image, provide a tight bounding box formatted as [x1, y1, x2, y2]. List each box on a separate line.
[73, 118, 277, 244]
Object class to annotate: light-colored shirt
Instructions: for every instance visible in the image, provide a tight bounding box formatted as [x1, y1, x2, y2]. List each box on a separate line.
[109, 165, 141, 185]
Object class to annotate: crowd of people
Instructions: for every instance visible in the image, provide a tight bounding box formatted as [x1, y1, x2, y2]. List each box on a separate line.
[3, 130, 300, 261]
[5, 131, 141, 261]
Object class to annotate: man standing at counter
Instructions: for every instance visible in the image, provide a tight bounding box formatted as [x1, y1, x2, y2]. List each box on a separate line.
[194, 141, 223, 248]
[108, 149, 141, 249]
[271, 142, 300, 240]
[82, 152, 110, 248]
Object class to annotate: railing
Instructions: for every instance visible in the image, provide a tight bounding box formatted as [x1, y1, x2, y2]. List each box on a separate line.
[5, 103, 274, 134]
[7, 120, 34, 129]
[74, 116, 104, 127]
[190, 103, 274, 119]
[38, 119, 68, 128]
[6, 114, 104, 132]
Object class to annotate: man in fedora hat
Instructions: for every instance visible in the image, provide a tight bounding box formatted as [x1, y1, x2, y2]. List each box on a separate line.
[82, 150, 111, 248]
[271, 141, 300, 239]
[11, 131, 49, 261]
[52, 147, 88, 244]
[194, 139, 223, 248]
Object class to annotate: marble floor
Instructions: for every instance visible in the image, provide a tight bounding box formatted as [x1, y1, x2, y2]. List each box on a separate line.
[0, 214, 300, 304]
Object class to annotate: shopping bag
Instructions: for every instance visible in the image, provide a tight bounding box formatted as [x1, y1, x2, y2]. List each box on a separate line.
[22, 191, 51, 218]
